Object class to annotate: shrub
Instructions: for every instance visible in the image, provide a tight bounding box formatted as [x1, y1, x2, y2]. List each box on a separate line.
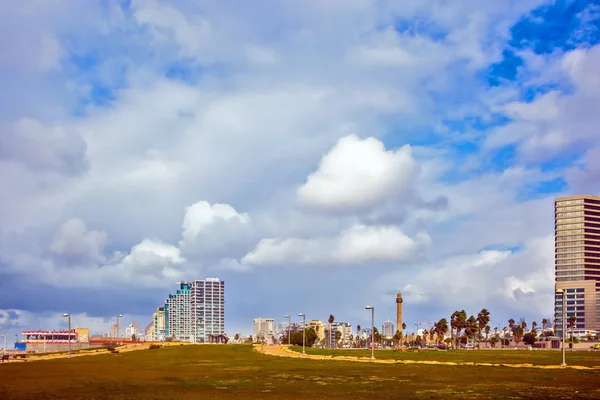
[148, 344, 161, 350]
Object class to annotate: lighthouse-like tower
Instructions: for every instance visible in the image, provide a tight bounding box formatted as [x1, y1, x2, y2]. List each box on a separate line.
[396, 292, 403, 334]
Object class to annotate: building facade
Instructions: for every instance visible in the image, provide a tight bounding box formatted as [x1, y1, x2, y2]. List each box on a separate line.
[165, 278, 225, 342]
[382, 319, 394, 339]
[253, 318, 275, 336]
[554, 195, 600, 337]
[192, 278, 225, 342]
[152, 307, 166, 341]
[307, 320, 325, 341]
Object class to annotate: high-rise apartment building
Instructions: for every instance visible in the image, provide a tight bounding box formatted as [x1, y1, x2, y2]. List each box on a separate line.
[382, 319, 394, 339]
[151, 306, 166, 341]
[165, 278, 225, 342]
[554, 195, 600, 337]
[253, 318, 275, 336]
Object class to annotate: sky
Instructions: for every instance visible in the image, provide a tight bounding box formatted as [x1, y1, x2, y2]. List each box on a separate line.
[1, 0, 600, 344]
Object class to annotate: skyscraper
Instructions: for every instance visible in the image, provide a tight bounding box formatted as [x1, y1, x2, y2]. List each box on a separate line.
[554, 195, 600, 337]
[382, 319, 394, 339]
[165, 278, 225, 342]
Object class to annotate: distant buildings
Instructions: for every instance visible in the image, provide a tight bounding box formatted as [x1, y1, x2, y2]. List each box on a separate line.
[307, 320, 325, 341]
[338, 322, 352, 346]
[382, 319, 394, 339]
[164, 278, 225, 342]
[326, 322, 352, 347]
[151, 307, 166, 341]
[554, 196, 600, 337]
[253, 318, 275, 336]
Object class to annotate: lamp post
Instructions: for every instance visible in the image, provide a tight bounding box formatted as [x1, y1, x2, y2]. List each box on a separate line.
[284, 315, 291, 346]
[365, 306, 375, 359]
[298, 313, 306, 354]
[556, 289, 567, 366]
[116, 314, 123, 345]
[1, 334, 5, 355]
[62, 314, 71, 358]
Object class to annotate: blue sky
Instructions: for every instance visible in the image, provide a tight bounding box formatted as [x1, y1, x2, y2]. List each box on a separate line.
[1, 0, 600, 345]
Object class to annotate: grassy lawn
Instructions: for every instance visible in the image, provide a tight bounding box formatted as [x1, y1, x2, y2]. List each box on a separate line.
[290, 346, 600, 367]
[0, 345, 599, 399]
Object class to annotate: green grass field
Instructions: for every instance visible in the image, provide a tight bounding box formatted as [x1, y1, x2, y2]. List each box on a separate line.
[291, 346, 600, 367]
[1, 345, 599, 399]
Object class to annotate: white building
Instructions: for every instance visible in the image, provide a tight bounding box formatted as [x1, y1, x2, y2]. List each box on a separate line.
[165, 278, 225, 342]
[151, 307, 166, 341]
[254, 318, 275, 336]
[125, 324, 136, 339]
[382, 319, 395, 339]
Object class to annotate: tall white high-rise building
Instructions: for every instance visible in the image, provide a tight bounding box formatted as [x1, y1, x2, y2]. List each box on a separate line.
[165, 278, 225, 342]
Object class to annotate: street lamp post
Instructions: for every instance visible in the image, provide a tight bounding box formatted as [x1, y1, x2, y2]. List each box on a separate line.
[556, 289, 567, 367]
[298, 313, 306, 354]
[62, 314, 71, 358]
[365, 306, 375, 359]
[284, 315, 291, 346]
[1, 334, 5, 355]
[116, 314, 123, 345]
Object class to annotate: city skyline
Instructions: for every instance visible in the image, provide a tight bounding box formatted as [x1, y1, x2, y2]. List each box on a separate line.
[1, 1, 600, 345]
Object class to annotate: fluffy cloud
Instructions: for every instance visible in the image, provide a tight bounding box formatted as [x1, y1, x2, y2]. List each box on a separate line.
[484, 44, 600, 163]
[180, 201, 250, 250]
[50, 218, 107, 265]
[241, 224, 430, 267]
[383, 235, 555, 319]
[297, 135, 417, 213]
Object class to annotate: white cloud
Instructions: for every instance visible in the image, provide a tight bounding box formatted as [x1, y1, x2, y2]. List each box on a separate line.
[565, 147, 600, 194]
[297, 135, 417, 213]
[484, 44, 600, 162]
[50, 218, 107, 265]
[241, 224, 430, 267]
[180, 201, 250, 249]
[384, 235, 555, 317]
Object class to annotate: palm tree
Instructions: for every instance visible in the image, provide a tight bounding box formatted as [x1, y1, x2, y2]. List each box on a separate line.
[402, 323, 407, 346]
[531, 321, 538, 334]
[512, 325, 524, 347]
[541, 318, 548, 331]
[508, 319, 515, 347]
[465, 316, 478, 345]
[356, 324, 361, 347]
[484, 325, 491, 345]
[568, 316, 577, 344]
[328, 314, 335, 349]
[435, 318, 449, 345]
[422, 329, 429, 346]
[393, 330, 402, 348]
[450, 310, 467, 349]
[477, 309, 490, 348]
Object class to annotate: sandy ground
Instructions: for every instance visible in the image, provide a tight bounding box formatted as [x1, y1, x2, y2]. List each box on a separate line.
[254, 345, 600, 371]
[0, 342, 189, 364]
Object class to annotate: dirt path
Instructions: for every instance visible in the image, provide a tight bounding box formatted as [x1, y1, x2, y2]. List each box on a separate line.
[254, 345, 600, 371]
